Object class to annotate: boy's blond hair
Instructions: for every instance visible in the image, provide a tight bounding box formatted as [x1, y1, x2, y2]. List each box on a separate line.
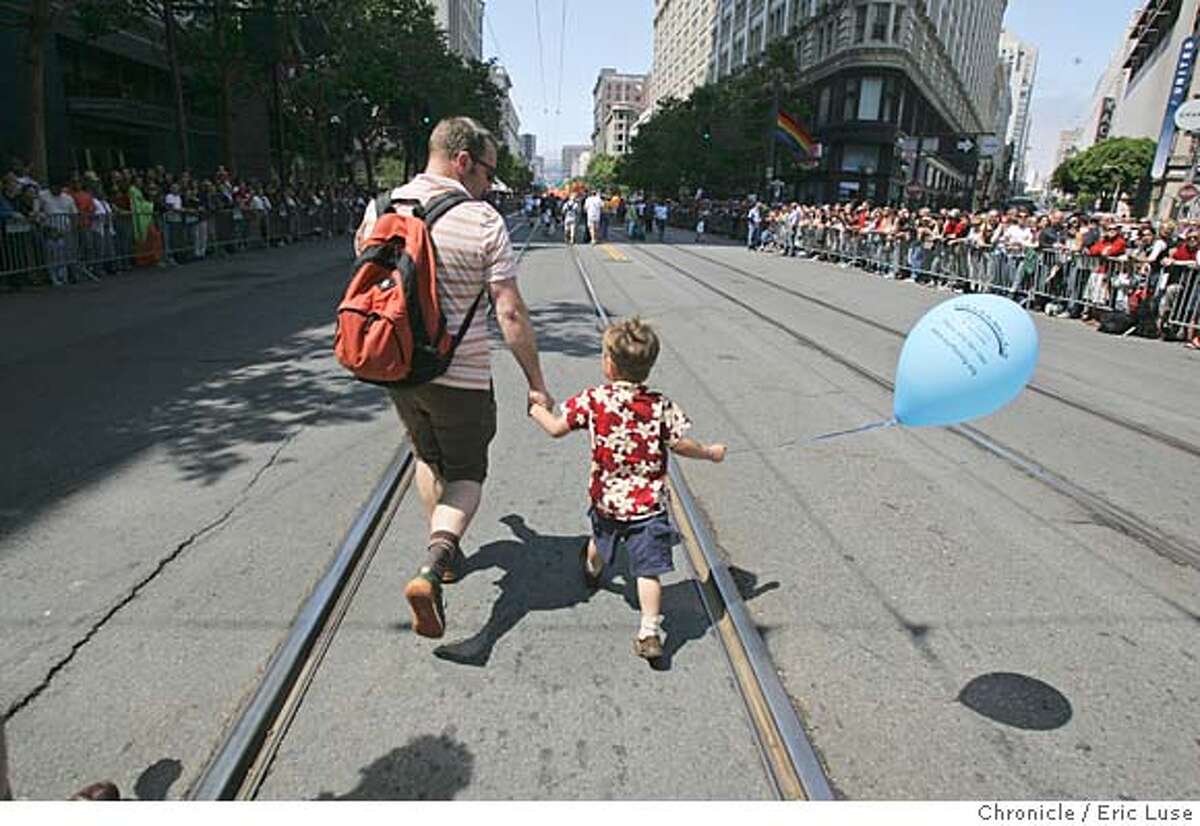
[603, 317, 660, 383]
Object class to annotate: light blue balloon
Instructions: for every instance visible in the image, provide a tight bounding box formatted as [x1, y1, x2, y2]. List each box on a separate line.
[893, 294, 1039, 427]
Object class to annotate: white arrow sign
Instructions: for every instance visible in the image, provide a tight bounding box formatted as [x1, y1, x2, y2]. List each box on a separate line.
[957, 138, 975, 153]
[978, 135, 1002, 156]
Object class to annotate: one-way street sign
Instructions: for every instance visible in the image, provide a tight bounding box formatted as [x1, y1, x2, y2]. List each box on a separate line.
[956, 137, 975, 153]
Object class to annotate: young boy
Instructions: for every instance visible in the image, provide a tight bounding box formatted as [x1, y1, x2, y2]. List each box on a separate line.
[528, 318, 726, 660]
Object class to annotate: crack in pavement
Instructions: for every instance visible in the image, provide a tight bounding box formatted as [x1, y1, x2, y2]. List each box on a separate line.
[2, 429, 302, 723]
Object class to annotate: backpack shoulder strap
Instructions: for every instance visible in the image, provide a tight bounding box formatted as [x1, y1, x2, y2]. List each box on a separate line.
[421, 191, 473, 229]
[418, 190, 485, 358]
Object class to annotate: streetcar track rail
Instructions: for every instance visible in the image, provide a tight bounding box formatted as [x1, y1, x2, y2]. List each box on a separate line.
[569, 245, 837, 801]
[190, 217, 540, 799]
[626, 244, 1200, 571]
[189, 448, 413, 799]
[666, 244, 1200, 461]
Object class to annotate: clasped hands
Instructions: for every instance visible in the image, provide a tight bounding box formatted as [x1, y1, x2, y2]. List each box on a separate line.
[527, 388, 555, 415]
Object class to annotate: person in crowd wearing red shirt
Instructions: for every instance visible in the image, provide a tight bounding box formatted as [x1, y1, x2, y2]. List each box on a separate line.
[1081, 221, 1128, 322]
[1162, 229, 1200, 343]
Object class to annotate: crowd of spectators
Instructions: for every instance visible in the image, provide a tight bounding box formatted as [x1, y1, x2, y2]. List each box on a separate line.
[668, 198, 1200, 349]
[1, 157, 369, 289]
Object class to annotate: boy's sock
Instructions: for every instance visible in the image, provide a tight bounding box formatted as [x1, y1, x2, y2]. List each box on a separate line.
[423, 530, 460, 578]
[638, 614, 665, 642]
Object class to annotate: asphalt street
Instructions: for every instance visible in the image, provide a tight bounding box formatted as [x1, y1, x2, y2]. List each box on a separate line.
[2, 220, 1197, 799]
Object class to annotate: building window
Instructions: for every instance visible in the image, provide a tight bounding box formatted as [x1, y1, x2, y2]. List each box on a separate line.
[817, 85, 832, 126]
[871, 2, 890, 41]
[843, 77, 860, 121]
[769, 6, 785, 37]
[841, 144, 881, 173]
[854, 5, 867, 43]
[858, 76, 883, 121]
[891, 4, 904, 42]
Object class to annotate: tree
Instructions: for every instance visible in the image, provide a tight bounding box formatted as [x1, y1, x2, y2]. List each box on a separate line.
[496, 145, 532, 192]
[618, 42, 811, 198]
[1051, 137, 1155, 211]
[1, 0, 145, 180]
[585, 153, 619, 191]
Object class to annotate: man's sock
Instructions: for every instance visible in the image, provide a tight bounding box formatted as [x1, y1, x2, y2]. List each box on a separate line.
[423, 530, 460, 579]
[638, 614, 665, 642]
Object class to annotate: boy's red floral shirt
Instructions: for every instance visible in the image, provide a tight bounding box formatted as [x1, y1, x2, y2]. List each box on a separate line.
[563, 381, 691, 520]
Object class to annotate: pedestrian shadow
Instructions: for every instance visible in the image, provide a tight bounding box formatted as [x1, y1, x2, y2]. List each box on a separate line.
[432, 514, 593, 667]
[434, 514, 779, 672]
[315, 731, 473, 800]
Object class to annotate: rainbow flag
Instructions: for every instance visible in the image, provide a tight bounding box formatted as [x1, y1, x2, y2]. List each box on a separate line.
[775, 109, 820, 160]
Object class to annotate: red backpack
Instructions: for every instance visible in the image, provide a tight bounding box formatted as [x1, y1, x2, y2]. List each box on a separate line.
[335, 191, 484, 385]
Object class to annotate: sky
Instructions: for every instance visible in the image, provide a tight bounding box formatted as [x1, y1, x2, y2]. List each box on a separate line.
[483, 1, 654, 172]
[1002, 0, 1144, 184]
[484, 0, 1144, 180]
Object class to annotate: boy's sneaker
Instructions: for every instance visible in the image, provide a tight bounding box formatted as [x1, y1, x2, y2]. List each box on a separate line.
[404, 568, 446, 638]
[634, 633, 663, 660]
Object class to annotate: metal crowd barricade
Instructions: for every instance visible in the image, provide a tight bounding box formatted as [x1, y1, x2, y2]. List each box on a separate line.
[1, 201, 357, 289]
[1162, 263, 1200, 337]
[789, 229, 1154, 315]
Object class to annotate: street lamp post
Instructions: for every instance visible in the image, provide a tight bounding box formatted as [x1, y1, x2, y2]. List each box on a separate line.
[1101, 163, 1123, 213]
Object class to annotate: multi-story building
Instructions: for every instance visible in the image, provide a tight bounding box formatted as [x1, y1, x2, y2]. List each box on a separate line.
[488, 63, 522, 157]
[0, 5, 269, 181]
[561, 145, 591, 178]
[999, 30, 1038, 193]
[519, 133, 537, 164]
[531, 154, 545, 183]
[431, 0, 485, 62]
[706, 0, 1007, 205]
[1111, 0, 1200, 218]
[651, 0, 718, 109]
[592, 68, 649, 156]
[572, 149, 594, 179]
[1054, 128, 1082, 172]
[1075, 10, 1140, 154]
[980, 57, 1013, 204]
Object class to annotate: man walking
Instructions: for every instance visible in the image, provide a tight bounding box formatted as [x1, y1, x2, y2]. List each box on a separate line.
[654, 200, 669, 242]
[355, 117, 551, 638]
[585, 190, 603, 244]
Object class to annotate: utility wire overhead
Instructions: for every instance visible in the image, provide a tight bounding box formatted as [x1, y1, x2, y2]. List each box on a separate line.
[533, 0, 550, 118]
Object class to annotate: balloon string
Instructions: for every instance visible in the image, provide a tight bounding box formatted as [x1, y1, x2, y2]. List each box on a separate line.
[728, 418, 898, 455]
[809, 417, 898, 443]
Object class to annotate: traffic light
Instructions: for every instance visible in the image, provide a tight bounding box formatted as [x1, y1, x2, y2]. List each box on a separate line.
[420, 103, 432, 127]
[701, 124, 712, 142]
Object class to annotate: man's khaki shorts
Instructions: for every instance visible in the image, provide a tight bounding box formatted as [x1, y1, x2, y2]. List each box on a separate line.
[388, 383, 497, 483]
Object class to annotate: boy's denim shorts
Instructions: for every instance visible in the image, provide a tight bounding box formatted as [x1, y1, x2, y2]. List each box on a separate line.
[588, 508, 677, 578]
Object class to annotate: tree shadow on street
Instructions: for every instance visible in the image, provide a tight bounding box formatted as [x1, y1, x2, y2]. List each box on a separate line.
[0, 244, 390, 540]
